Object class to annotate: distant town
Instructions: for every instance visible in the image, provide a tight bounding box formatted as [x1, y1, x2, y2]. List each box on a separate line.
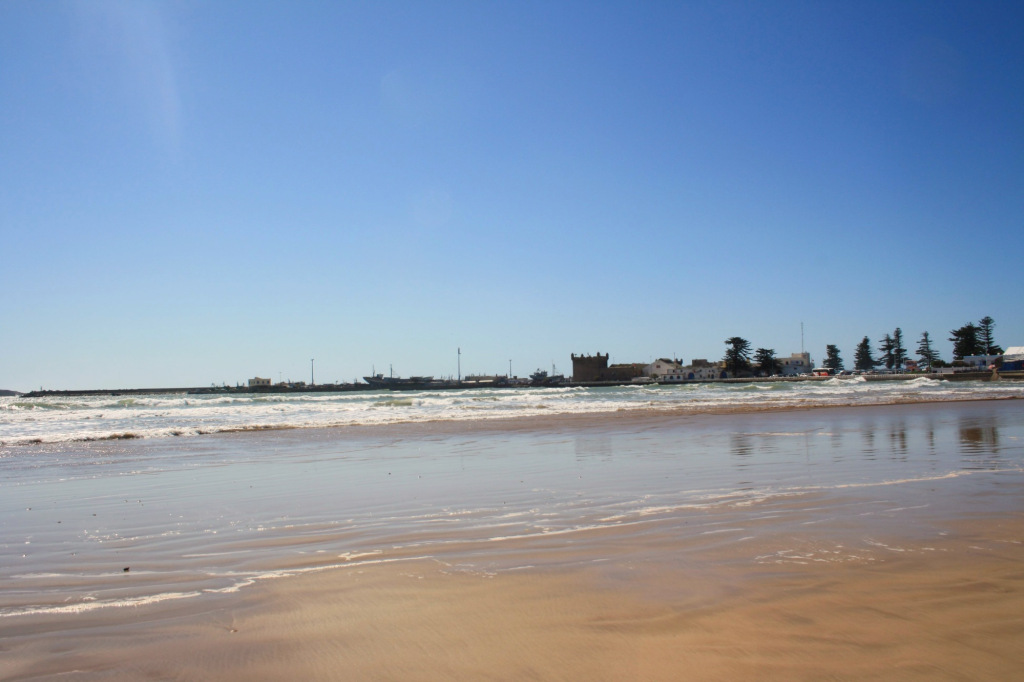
[11, 316, 1022, 398]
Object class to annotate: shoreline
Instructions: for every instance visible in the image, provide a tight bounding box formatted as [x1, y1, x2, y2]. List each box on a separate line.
[3, 391, 1020, 449]
[2, 399, 1023, 679]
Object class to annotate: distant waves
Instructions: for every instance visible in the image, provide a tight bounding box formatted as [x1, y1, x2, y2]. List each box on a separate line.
[2, 379, 1023, 445]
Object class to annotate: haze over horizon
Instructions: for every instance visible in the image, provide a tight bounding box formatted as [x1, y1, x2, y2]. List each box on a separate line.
[3, 1, 1022, 391]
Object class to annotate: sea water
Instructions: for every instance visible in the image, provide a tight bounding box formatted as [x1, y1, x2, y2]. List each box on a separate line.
[1, 384, 1023, 619]
[3, 378, 1024, 446]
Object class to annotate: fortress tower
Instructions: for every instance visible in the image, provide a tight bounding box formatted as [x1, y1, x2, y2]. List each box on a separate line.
[571, 353, 609, 382]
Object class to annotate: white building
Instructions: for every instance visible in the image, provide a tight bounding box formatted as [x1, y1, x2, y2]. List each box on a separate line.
[248, 376, 272, 387]
[656, 359, 727, 381]
[779, 352, 812, 376]
[960, 355, 1002, 370]
[641, 357, 732, 381]
[645, 358, 684, 380]
[686, 359, 727, 380]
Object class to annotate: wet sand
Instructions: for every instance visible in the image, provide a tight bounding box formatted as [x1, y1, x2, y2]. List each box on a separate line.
[5, 519, 1022, 681]
[2, 400, 1023, 680]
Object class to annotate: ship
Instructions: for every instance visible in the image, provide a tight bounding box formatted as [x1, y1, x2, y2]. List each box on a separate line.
[362, 374, 437, 389]
[362, 373, 512, 390]
[529, 369, 565, 386]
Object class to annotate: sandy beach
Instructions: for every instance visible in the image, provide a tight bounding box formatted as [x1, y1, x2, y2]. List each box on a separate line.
[2, 399, 1023, 680]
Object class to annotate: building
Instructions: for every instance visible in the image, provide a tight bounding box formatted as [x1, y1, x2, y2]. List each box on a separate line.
[1001, 346, 1024, 371]
[645, 358, 684, 380]
[653, 359, 728, 382]
[779, 352, 812, 376]
[248, 377, 271, 387]
[571, 353, 609, 382]
[606, 363, 647, 381]
[571, 353, 646, 382]
[684, 358, 728, 380]
[960, 354, 1002, 371]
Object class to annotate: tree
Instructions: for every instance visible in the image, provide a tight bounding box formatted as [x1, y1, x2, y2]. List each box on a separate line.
[723, 337, 751, 376]
[977, 316, 1003, 355]
[754, 348, 778, 376]
[854, 337, 875, 371]
[824, 345, 843, 372]
[892, 328, 907, 371]
[949, 323, 981, 360]
[878, 334, 895, 371]
[916, 331, 940, 370]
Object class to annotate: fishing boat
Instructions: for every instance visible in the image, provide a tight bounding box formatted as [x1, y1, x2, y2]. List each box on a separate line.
[362, 374, 436, 389]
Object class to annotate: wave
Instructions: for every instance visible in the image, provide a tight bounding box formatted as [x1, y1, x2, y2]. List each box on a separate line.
[0, 555, 430, 619]
[2, 381, 1022, 446]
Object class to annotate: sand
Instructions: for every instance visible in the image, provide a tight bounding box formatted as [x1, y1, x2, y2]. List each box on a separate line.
[5, 522, 1022, 681]
[2, 400, 1023, 680]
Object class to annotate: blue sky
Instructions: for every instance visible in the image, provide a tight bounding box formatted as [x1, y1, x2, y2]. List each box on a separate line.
[2, 1, 1022, 390]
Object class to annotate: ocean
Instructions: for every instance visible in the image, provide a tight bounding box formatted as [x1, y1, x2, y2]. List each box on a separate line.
[3, 377, 1023, 446]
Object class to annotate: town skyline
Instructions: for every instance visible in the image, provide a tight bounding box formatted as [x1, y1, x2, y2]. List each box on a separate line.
[8, 313, 1009, 393]
[3, 2, 1022, 391]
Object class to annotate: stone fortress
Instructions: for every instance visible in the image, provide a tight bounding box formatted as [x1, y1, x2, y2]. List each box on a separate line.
[572, 351, 815, 382]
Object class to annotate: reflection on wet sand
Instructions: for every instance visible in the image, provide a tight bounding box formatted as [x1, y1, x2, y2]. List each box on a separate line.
[959, 416, 1002, 470]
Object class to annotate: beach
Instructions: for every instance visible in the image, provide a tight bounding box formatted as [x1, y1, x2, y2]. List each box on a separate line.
[2, 397, 1023, 680]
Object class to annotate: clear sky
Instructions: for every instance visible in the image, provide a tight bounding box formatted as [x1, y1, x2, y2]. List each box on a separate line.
[2, 1, 1022, 390]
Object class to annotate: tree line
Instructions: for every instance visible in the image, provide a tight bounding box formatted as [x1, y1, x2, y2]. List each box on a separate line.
[722, 316, 1002, 376]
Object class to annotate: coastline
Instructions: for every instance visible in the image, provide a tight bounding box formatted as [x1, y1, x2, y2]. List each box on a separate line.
[5, 378, 1024, 448]
[16, 369, 1023, 399]
[2, 398, 1023, 680]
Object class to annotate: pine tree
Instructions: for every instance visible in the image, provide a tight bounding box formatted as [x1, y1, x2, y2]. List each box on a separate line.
[916, 331, 939, 370]
[723, 337, 751, 376]
[949, 323, 981, 360]
[977, 316, 1003, 355]
[892, 328, 907, 370]
[754, 348, 778, 376]
[824, 345, 843, 372]
[878, 334, 895, 371]
[854, 337, 875, 371]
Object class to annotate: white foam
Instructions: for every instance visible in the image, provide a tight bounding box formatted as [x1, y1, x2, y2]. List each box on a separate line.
[0, 555, 433, 618]
[5, 381, 1023, 445]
